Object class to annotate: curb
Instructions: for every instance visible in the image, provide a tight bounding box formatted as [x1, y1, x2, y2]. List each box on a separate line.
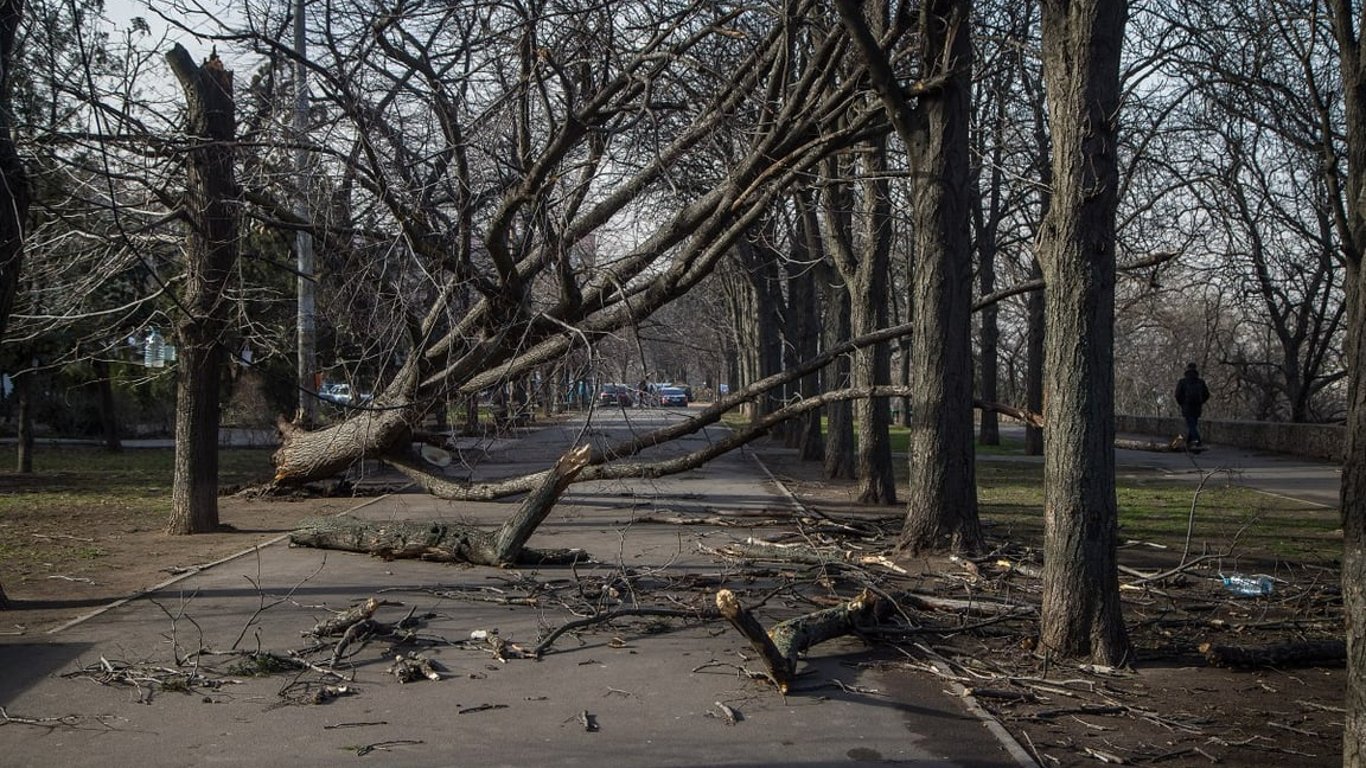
[46, 490, 401, 635]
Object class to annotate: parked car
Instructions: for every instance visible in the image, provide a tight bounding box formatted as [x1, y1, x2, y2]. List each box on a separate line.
[320, 383, 372, 406]
[597, 384, 634, 407]
[658, 386, 688, 407]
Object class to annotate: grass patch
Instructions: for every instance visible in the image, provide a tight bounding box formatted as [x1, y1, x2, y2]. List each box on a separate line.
[0, 445, 276, 533]
[977, 462, 1340, 566]
[719, 412, 1026, 457]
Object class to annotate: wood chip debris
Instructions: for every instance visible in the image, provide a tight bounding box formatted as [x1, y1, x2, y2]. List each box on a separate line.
[712, 701, 741, 725]
[388, 652, 442, 683]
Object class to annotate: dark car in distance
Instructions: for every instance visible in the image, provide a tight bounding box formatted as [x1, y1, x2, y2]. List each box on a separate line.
[598, 384, 634, 407]
[658, 386, 688, 407]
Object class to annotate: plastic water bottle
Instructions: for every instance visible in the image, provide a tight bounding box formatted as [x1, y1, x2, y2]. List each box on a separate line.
[1222, 574, 1274, 597]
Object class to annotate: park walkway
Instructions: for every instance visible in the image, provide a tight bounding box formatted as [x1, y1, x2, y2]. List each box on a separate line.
[0, 409, 1028, 768]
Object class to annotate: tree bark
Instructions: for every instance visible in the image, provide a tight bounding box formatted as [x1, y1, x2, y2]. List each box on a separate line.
[165, 46, 239, 535]
[791, 192, 825, 461]
[0, 0, 27, 347]
[823, 275, 856, 479]
[1328, 2, 1366, 762]
[976, 233, 1000, 447]
[835, 0, 979, 550]
[1199, 640, 1346, 670]
[289, 518, 585, 566]
[0, 0, 28, 607]
[1024, 262, 1045, 456]
[490, 444, 591, 561]
[294, 444, 593, 566]
[1035, 0, 1130, 665]
[851, 134, 896, 504]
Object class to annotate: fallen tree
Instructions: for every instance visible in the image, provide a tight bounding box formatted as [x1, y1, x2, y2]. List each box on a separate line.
[290, 445, 593, 566]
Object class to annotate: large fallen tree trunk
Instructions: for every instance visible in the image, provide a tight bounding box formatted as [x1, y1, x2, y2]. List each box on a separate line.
[715, 588, 888, 694]
[289, 518, 587, 566]
[272, 361, 423, 484]
[290, 445, 593, 565]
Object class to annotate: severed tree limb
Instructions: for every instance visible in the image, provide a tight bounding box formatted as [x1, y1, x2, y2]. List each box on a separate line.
[292, 446, 594, 566]
[715, 588, 885, 694]
[533, 605, 722, 657]
[305, 597, 382, 637]
[1114, 436, 1186, 453]
[491, 444, 592, 561]
[385, 387, 1045, 503]
[1199, 640, 1346, 669]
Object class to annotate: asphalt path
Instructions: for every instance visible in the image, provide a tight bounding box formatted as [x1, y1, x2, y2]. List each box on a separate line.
[0, 407, 1030, 768]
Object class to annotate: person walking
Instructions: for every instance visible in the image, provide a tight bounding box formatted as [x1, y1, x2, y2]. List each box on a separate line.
[1174, 362, 1211, 448]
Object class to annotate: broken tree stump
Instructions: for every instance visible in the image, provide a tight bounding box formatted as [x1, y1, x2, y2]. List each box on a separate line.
[715, 588, 886, 694]
[491, 443, 592, 561]
[1199, 639, 1346, 669]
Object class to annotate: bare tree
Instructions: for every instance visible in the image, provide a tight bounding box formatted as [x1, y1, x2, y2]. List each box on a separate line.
[1324, 2, 1366, 763]
[1161, 0, 1347, 422]
[0, 0, 30, 608]
[206, 1, 890, 486]
[1036, 0, 1130, 664]
[835, 0, 982, 551]
[165, 45, 238, 535]
[819, 128, 896, 503]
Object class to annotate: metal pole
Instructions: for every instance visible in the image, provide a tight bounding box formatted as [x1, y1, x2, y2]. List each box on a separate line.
[294, 0, 317, 426]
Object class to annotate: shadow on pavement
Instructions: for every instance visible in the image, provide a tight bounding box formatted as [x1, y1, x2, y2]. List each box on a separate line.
[0, 642, 95, 699]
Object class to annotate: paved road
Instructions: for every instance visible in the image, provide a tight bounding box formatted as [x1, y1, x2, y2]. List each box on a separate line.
[0, 408, 1027, 768]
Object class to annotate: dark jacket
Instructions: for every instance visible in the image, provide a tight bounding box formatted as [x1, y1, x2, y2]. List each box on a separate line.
[1175, 371, 1210, 418]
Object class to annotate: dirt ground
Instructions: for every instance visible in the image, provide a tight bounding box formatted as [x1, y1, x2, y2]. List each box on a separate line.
[754, 448, 1345, 768]
[0, 492, 353, 635]
[0, 444, 1347, 767]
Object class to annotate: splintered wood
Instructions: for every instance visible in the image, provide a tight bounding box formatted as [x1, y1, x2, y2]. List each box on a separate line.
[715, 588, 884, 694]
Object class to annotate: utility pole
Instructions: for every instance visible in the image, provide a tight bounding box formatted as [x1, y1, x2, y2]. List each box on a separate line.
[293, 0, 317, 426]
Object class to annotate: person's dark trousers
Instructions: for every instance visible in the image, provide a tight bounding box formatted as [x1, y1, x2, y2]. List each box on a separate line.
[1184, 415, 1202, 446]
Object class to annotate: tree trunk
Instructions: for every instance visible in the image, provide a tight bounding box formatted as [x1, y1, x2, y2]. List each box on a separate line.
[835, 0, 979, 550]
[1025, 262, 1045, 456]
[898, 0, 979, 551]
[490, 444, 592, 560]
[289, 518, 584, 566]
[977, 243, 1000, 446]
[295, 444, 593, 565]
[823, 276, 856, 479]
[851, 135, 896, 505]
[1035, 0, 1130, 665]
[791, 193, 825, 461]
[1345, 255, 1366, 767]
[0, 0, 27, 350]
[0, 0, 29, 607]
[93, 357, 122, 452]
[165, 46, 239, 535]
[15, 368, 31, 474]
[1328, 3, 1366, 762]
[715, 588, 884, 695]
